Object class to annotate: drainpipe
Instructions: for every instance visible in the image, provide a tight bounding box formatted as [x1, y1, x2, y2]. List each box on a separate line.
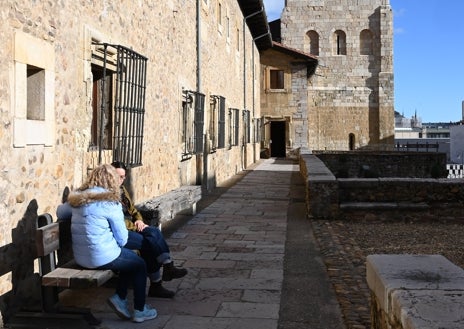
[243, 7, 264, 111]
[196, 0, 201, 92]
[250, 31, 270, 162]
[243, 7, 264, 168]
[196, 0, 205, 188]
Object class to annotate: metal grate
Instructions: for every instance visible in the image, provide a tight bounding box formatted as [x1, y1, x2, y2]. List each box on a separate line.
[95, 43, 148, 168]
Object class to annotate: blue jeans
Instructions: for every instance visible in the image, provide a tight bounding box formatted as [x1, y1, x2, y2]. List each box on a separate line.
[97, 247, 147, 311]
[126, 228, 171, 281]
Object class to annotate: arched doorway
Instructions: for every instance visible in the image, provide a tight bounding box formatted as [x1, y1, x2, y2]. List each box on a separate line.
[349, 133, 355, 150]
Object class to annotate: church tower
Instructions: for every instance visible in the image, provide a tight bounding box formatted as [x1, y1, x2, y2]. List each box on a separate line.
[281, 0, 394, 150]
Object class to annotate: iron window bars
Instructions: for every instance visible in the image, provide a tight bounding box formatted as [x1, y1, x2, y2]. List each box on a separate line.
[182, 90, 205, 160]
[210, 95, 226, 151]
[93, 43, 148, 168]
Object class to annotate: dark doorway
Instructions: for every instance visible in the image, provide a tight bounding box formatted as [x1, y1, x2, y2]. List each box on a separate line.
[270, 121, 286, 157]
[349, 133, 355, 150]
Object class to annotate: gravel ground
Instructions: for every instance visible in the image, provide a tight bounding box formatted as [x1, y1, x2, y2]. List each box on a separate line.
[311, 219, 464, 329]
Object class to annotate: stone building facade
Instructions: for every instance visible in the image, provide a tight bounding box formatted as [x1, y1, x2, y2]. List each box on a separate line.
[260, 42, 317, 157]
[0, 0, 270, 307]
[262, 0, 394, 154]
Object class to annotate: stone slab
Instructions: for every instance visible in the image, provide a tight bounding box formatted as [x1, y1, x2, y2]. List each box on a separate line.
[391, 289, 464, 329]
[367, 254, 464, 329]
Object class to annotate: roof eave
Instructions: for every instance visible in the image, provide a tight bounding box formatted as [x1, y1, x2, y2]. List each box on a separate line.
[237, 0, 273, 51]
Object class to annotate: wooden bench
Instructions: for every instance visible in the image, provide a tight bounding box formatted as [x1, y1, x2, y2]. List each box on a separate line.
[3, 206, 110, 328]
[35, 213, 115, 326]
[37, 216, 115, 290]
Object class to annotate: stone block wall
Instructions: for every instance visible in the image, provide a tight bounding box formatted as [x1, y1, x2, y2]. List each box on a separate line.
[299, 153, 339, 219]
[315, 151, 448, 178]
[0, 0, 262, 308]
[299, 152, 464, 220]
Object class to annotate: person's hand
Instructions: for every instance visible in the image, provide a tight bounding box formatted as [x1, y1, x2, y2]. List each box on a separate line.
[134, 219, 148, 232]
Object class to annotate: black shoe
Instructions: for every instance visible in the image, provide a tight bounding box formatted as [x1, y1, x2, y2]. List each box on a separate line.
[148, 281, 175, 298]
[162, 262, 188, 281]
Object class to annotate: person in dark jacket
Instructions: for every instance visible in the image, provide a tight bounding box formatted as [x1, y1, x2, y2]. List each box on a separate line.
[111, 161, 187, 298]
[56, 164, 157, 323]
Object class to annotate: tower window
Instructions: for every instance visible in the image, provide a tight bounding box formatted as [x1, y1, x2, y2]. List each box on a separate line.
[333, 30, 346, 55]
[306, 30, 320, 55]
[360, 29, 373, 55]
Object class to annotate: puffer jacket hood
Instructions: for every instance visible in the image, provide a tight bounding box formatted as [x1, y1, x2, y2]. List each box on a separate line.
[67, 188, 120, 208]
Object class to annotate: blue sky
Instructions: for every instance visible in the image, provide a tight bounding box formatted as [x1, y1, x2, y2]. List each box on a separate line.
[263, 0, 464, 123]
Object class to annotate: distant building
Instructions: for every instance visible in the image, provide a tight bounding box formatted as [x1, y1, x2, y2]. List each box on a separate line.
[261, 0, 394, 155]
[450, 125, 464, 164]
[394, 111, 464, 163]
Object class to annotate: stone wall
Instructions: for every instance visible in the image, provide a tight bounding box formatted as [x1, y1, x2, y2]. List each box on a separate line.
[315, 151, 448, 178]
[299, 152, 338, 219]
[0, 0, 261, 303]
[299, 153, 464, 220]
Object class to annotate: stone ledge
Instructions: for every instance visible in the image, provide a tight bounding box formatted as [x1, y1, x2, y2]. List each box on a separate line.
[366, 254, 464, 329]
[340, 202, 429, 211]
[136, 185, 202, 227]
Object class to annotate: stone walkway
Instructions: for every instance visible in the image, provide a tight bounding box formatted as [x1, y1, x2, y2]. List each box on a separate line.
[55, 158, 347, 329]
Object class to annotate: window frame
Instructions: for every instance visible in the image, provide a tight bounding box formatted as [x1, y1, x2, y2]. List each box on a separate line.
[13, 31, 55, 147]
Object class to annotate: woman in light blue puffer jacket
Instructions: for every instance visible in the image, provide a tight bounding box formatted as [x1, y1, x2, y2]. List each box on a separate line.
[56, 164, 157, 323]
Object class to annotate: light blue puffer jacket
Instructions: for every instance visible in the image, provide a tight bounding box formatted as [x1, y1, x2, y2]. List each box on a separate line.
[56, 187, 128, 269]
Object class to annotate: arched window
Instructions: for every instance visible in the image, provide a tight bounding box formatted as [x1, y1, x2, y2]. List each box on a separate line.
[360, 29, 373, 55]
[349, 133, 355, 150]
[305, 30, 319, 55]
[333, 30, 346, 55]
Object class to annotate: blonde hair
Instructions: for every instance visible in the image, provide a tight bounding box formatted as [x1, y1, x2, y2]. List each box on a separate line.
[78, 164, 120, 199]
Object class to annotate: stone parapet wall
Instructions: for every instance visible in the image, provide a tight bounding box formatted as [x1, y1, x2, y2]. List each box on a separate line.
[338, 178, 464, 221]
[339, 178, 464, 204]
[299, 152, 464, 220]
[299, 153, 338, 219]
[314, 151, 448, 178]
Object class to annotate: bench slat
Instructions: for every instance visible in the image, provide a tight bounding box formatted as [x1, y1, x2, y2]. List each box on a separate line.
[42, 267, 115, 288]
[36, 222, 60, 257]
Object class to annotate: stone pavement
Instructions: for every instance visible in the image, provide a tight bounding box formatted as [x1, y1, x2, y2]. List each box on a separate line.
[58, 158, 346, 329]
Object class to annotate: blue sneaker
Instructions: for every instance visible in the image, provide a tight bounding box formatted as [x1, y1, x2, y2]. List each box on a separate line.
[107, 294, 131, 320]
[133, 304, 157, 323]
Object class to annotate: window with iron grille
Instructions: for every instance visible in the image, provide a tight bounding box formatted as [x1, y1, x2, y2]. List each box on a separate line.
[209, 95, 226, 151]
[218, 99, 226, 149]
[182, 90, 205, 158]
[91, 43, 147, 167]
[243, 110, 250, 144]
[229, 108, 239, 147]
